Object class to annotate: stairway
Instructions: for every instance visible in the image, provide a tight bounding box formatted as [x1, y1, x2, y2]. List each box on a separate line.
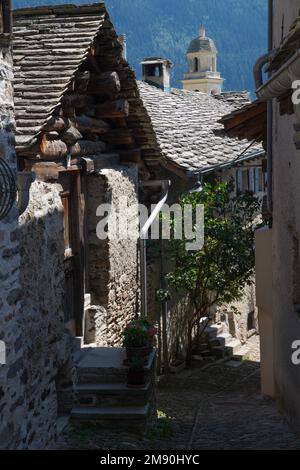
[198, 322, 250, 361]
[71, 347, 156, 433]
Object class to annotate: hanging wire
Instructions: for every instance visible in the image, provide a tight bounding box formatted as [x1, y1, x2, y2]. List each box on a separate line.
[0, 157, 16, 220]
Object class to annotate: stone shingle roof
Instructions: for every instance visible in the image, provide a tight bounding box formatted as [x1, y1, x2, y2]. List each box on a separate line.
[138, 82, 264, 174]
[13, 3, 107, 151]
[214, 91, 251, 110]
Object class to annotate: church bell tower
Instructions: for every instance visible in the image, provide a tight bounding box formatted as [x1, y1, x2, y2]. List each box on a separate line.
[181, 26, 224, 94]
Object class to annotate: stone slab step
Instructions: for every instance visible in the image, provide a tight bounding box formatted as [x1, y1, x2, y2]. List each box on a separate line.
[76, 348, 156, 384]
[232, 345, 251, 361]
[204, 323, 224, 339]
[74, 382, 150, 394]
[74, 382, 152, 407]
[211, 339, 242, 359]
[225, 339, 242, 355]
[71, 404, 150, 426]
[209, 333, 233, 347]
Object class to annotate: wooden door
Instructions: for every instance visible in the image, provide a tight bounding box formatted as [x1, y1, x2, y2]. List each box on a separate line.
[60, 170, 85, 336]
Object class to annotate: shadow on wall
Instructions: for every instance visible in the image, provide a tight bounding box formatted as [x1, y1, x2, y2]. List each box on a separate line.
[17, 179, 74, 449]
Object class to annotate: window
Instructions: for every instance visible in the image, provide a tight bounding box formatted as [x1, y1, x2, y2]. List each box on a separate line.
[255, 167, 263, 193]
[237, 167, 264, 194]
[194, 57, 199, 72]
[242, 170, 249, 191]
[0, 0, 12, 34]
[236, 170, 243, 193]
[248, 168, 255, 193]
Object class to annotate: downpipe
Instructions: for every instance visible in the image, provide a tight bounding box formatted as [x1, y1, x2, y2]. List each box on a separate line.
[139, 180, 171, 317]
[253, 0, 274, 218]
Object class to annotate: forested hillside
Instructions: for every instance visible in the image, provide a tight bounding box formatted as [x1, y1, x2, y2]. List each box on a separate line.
[13, 0, 267, 92]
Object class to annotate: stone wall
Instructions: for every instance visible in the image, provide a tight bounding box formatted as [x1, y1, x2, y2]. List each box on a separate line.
[18, 180, 73, 448]
[86, 165, 140, 346]
[0, 39, 25, 449]
[264, 0, 300, 433]
[0, 170, 73, 448]
[215, 279, 258, 344]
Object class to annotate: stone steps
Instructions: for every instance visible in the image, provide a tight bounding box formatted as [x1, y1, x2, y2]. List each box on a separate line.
[71, 404, 150, 431]
[211, 339, 242, 359]
[75, 348, 155, 384]
[74, 381, 152, 407]
[204, 323, 224, 339]
[209, 333, 233, 347]
[197, 322, 251, 363]
[71, 347, 156, 433]
[231, 345, 251, 361]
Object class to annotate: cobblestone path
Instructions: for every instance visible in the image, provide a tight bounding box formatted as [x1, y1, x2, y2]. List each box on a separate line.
[56, 337, 300, 450]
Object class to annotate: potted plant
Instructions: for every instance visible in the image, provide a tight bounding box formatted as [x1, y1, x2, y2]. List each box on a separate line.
[127, 356, 145, 388]
[122, 321, 150, 361]
[122, 317, 158, 360]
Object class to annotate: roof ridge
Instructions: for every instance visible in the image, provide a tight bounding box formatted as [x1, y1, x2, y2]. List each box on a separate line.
[13, 3, 106, 17]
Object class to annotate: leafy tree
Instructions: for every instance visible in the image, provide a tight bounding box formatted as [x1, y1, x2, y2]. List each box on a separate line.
[160, 180, 260, 365]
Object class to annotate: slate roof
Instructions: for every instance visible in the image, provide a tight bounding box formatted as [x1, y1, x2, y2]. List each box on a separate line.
[138, 82, 264, 174]
[13, 3, 107, 151]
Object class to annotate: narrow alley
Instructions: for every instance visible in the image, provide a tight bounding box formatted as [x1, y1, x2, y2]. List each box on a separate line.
[56, 338, 300, 450]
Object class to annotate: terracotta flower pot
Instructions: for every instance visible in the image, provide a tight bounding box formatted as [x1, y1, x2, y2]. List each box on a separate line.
[126, 346, 149, 361]
[127, 369, 145, 388]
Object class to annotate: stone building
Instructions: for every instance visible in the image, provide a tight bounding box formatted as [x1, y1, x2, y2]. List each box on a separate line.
[0, 4, 25, 449]
[138, 61, 266, 365]
[0, 2, 165, 449]
[219, 0, 300, 434]
[181, 26, 224, 94]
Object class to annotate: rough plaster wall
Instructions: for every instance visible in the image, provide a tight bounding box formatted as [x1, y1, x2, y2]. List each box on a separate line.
[215, 280, 258, 344]
[86, 165, 140, 346]
[18, 180, 72, 448]
[0, 43, 25, 449]
[147, 258, 191, 363]
[270, 0, 300, 432]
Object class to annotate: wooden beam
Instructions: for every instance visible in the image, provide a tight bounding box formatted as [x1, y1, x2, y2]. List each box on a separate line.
[70, 140, 106, 157]
[60, 126, 83, 145]
[222, 102, 267, 131]
[101, 129, 134, 146]
[94, 99, 129, 119]
[119, 148, 142, 164]
[44, 116, 69, 132]
[87, 71, 121, 95]
[39, 133, 68, 159]
[61, 94, 94, 109]
[70, 116, 111, 134]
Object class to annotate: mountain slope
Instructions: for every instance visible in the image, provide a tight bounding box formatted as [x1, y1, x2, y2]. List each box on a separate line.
[13, 0, 267, 92]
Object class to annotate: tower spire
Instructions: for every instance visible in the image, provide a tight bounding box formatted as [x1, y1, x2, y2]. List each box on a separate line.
[199, 25, 205, 38]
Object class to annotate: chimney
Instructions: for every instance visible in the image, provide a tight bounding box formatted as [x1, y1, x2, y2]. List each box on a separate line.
[141, 57, 173, 93]
[0, 0, 12, 35]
